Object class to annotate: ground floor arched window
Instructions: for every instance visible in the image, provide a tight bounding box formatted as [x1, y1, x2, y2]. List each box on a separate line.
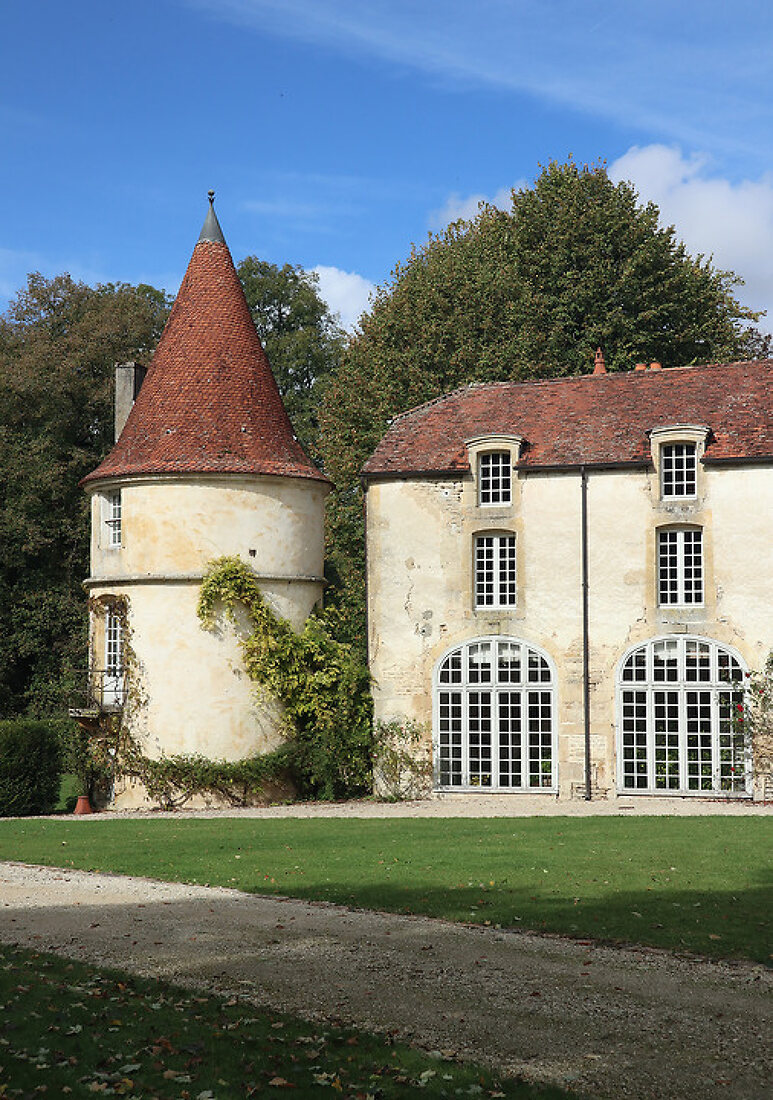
[617, 636, 750, 795]
[435, 637, 556, 791]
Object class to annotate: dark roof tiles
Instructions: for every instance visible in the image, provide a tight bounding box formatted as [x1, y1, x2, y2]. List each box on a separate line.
[363, 360, 773, 477]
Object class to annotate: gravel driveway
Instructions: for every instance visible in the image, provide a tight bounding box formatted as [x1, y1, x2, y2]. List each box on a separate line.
[1, 852, 771, 1100]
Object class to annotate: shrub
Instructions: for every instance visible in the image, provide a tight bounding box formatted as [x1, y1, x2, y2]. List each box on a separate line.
[0, 719, 63, 817]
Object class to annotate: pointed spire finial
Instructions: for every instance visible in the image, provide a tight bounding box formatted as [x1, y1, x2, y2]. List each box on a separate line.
[198, 191, 225, 245]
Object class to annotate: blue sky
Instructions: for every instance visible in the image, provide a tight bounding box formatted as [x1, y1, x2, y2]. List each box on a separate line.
[3, 0, 772, 333]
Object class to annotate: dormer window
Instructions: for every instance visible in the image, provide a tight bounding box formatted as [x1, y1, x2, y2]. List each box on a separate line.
[649, 425, 709, 503]
[661, 443, 697, 498]
[478, 452, 511, 505]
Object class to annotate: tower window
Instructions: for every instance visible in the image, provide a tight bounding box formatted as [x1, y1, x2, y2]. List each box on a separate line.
[104, 491, 122, 548]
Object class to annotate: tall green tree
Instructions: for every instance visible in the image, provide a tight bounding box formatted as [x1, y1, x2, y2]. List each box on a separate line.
[0, 274, 170, 717]
[236, 258, 345, 459]
[319, 159, 766, 649]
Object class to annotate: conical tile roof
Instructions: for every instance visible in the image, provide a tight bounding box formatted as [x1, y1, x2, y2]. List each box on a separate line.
[83, 200, 328, 486]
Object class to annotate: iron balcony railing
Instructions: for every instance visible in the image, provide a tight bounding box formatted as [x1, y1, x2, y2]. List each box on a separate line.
[69, 668, 127, 713]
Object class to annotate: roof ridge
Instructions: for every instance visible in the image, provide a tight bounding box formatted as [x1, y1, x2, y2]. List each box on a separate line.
[364, 358, 773, 478]
[388, 360, 761, 427]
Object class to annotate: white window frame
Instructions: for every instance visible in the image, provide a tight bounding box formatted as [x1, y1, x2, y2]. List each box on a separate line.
[103, 490, 122, 549]
[477, 451, 512, 506]
[434, 637, 557, 792]
[660, 442, 697, 499]
[102, 608, 125, 707]
[658, 526, 703, 606]
[616, 636, 750, 795]
[474, 533, 516, 609]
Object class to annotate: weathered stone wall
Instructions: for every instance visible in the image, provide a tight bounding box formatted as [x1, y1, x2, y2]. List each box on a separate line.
[366, 462, 773, 799]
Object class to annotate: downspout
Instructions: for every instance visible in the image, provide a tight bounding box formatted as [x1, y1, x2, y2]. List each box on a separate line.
[581, 466, 592, 801]
[361, 479, 369, 669]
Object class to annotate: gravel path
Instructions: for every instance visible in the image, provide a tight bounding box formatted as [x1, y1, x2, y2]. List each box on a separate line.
[1, 858, 771, 1100]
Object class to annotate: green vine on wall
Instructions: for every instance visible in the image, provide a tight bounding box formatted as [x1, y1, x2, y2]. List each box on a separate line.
[121, 746, 289, 810]
[197, 556, 373, 800]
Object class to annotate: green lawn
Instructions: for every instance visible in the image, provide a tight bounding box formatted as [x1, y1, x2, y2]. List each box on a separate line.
[0, 944, 574, 1099]
[1, 816, 770, 963]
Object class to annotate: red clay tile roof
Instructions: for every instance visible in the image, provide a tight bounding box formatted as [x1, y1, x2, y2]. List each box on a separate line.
[83, 227, 328, 486]
[362, 360, 773, 478]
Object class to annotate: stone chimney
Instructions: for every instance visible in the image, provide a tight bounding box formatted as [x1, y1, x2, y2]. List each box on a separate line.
[114, 361, 146, 442]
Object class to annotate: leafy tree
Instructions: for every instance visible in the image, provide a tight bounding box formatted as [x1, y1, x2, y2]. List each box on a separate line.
[236, 258, 345, 459]
[319, 159, 766, 648]
[0, 275, 170, 717]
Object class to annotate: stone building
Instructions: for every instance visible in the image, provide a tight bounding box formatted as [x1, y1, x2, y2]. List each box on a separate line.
[78, 198, 329, 806]
[362, 354, 773, 800]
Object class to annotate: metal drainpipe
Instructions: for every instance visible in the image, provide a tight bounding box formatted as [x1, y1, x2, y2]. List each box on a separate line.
[581, 466, 592, 801]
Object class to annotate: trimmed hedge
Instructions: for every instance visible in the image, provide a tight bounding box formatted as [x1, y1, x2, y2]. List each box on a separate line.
[0, 720, 62, 817]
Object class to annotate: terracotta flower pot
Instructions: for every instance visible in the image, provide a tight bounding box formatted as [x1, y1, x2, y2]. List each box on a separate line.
[73, 795, 93, 815]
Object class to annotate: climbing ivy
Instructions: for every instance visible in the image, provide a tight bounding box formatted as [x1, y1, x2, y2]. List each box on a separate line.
[124, 748, 290, 811]
[197, 557, 373, 800]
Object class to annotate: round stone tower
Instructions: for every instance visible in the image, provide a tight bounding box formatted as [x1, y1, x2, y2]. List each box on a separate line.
[80, 197, 330, 806]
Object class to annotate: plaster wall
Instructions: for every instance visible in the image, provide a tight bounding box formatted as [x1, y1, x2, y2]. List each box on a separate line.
[86, 473, 327, 806]
[366, 461, 773, 799]
[90, 474, 327, 626]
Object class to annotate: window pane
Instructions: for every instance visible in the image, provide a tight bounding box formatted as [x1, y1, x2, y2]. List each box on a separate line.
[105, 490, 122, 547]
[497, 641, 521, 684]
[653, 639, 679, 681]
[475, 536, 495, 607]
[497, 692, 522, 787]
[468, 642, 492, 683]
[661, 443, 697, 498]
[497, 535, 517, 605]
[436, 641, 554, 791]
[653, 690, 680, 789]
[685, 640, 710, 682]
[478, 452, 511, 505]
[438, 690, 463, 786]
[658, 528, 703, 607]
[682, 529, 703, 604]
[618, 639, 750, 795]
[468, 691, 492, 786]
[439, 650, 462, 684]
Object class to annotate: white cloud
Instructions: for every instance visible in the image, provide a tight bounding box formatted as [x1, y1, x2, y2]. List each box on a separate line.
[610, 145, 773, 331]
[312, 265, 375, 331]
[187, 2, 773, 162]
[428, 187, 513, 232]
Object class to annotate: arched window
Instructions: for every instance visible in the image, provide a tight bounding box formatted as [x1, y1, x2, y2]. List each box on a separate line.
[434, 637, 556, 791]
[617, 636, 749, 795]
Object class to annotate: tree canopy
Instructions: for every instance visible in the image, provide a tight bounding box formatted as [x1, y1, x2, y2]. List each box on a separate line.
[319, 159, 767, 648]
[236, 258, 345, 459]
[0, 257, 342, 721]
[0, 275, 171, 718]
